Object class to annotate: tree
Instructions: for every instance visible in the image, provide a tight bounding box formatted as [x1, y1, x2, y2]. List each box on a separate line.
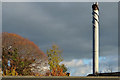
[2, 32, 46, 60]
[60, 64, 67, 73]
[47, 44, 63, 70]
[47, 44, 68, 76]
[51, 65, 67, 76]
[2, 47, 35, 76]
[2, 32, 48, 76]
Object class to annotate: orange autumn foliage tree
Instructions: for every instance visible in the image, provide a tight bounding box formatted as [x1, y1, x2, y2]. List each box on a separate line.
[2, 32, 46, 60]
[2, 32, 48, 76]
[51, 65, 67, 76]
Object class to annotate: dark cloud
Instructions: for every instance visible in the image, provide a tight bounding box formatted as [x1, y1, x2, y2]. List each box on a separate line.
[2, 2, 118, 63]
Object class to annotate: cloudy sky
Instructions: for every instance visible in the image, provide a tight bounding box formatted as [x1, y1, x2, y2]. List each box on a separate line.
[2, 2, 118, 76]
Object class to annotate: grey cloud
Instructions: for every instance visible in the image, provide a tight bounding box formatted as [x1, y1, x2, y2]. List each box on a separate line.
[3, 2, 118, 63]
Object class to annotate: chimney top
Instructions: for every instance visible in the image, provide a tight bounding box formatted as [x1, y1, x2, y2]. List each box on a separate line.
[92, 2, 99, 10]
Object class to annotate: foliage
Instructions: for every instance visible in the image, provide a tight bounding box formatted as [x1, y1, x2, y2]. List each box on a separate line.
[2, 66, 18, 76]
[2, 32, 48, 76]
[47, 44, 63, 70]
[47, 44, 68, 76]
[2, 47, 35, 76]
[51, 65, 67, 76]
[60, 64, 67, 73]
[2, 32, 47, 60]
[2, 32, 69, 76]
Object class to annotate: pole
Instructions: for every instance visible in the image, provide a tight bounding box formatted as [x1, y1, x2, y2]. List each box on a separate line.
[92, 2, 99, 74]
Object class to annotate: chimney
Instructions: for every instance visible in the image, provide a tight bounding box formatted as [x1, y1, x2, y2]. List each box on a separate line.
[92, 2, 99, 74]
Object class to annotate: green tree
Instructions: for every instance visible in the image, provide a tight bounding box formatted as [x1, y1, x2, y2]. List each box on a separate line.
[47, 44, 63, 70]
[47, 44, 68, 76]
